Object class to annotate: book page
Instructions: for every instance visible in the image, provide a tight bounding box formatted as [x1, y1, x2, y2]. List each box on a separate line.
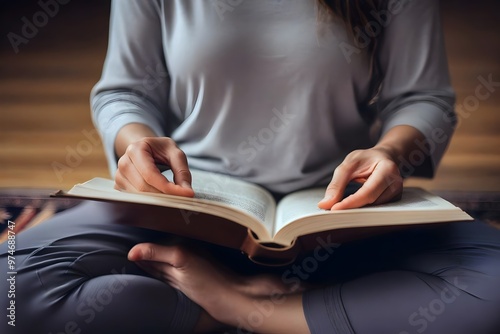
[162, 169, 276, 236]
[274, 188, 326, 235]
[63, 171, 278, 242]
[274, 187, 462, 236]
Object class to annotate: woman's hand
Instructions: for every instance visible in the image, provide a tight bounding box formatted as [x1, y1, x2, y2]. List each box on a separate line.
[318, 147, 403, 210]
[128, 243, 311, 333]
[115, 136, 195, 197]
[318, 125, 429, 210]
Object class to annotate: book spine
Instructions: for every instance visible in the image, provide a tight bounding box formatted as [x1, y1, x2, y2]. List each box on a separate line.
[240, 229, 301, 266]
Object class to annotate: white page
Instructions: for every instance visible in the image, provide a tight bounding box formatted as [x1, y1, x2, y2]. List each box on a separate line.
[274, 187, 457, 235]
[275, 188, 325, 234]
[162, 169, 276, 234]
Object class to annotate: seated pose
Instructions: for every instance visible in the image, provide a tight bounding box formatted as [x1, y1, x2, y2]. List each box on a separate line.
[2, 1, 500, 333]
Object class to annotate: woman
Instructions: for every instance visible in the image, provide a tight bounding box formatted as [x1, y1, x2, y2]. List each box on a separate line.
[2, 0, 500, 333]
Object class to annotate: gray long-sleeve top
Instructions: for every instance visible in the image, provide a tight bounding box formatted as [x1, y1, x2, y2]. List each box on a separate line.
[91, 0, 456, 194]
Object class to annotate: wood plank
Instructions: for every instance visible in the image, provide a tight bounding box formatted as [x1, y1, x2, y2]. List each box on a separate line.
[0, 105, 95, 130]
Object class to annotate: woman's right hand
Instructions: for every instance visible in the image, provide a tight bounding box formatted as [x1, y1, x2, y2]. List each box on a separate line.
[115, 136, 195, 197]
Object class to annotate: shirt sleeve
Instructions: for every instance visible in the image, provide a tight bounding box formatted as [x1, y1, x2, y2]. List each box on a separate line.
[376, 0, 457, 177]
[90, 0, 168, 176]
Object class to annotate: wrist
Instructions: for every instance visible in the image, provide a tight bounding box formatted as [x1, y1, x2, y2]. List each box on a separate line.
[115, 123, 157, 158]
[374, 125, 426, 164]
[205, 287, 252, 328]
[372, 143, 401, 164]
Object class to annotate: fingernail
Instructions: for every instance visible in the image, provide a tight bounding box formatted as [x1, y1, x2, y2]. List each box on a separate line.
[128, 251, 139, 261]
[181, 181, 192, 189]
[129, 245, 146, 261]
[319, 195, 332, 203]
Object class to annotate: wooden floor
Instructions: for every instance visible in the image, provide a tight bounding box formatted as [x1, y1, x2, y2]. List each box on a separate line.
[0, 0, 499, 192]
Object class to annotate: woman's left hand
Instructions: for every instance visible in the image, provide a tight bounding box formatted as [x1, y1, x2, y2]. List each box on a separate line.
[318, 147, 403, 210]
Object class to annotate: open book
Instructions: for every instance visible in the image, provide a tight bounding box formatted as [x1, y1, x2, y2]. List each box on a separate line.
[55, 169, 473, 265]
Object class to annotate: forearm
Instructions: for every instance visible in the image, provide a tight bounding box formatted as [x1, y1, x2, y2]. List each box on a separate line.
[223, 293, 310, 334]
[115, 123, 158, 158]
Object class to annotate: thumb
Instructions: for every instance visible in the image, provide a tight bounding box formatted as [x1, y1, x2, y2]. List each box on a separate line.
[128, 243, 186, 267]
[128, 243, 155, 262]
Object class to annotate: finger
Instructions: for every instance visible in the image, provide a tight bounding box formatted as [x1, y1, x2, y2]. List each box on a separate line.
[128, 243, 188, 268]
[128, 141, 194, 197]
[331, 161, 402, 210]
[318, 163, 356, 210]
[168, 150, 193, 191]
[134, 260, 182, 289]
[146, 139, 193, 192]
[114, 167, 134, 191]
[135, 260, 171, 279]
[116, 155, 163, 193]
[372, 183, 402, 206]
[134, 260, 162, 277]
[330, 187, 382, 211]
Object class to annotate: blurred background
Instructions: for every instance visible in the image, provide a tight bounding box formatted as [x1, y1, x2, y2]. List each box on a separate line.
[0, 0, 499, 192]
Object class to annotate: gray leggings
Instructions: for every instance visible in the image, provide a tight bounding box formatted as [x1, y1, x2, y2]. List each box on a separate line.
[1, 201, 500, 334]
